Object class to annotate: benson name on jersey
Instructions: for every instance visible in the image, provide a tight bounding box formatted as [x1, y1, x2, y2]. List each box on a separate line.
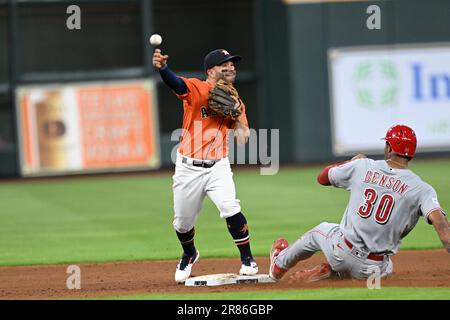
[363, 170, 409, 196]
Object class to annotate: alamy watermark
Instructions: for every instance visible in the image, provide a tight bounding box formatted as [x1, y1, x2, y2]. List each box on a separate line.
[66, 5, 81, 30]
[366, 5, 381, 30]
[66, 265, 81, 290]
[366, 265, 382, 289]
[170, 122, 280, 175]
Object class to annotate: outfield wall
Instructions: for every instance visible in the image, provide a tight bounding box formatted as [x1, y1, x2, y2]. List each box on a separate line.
[0, 0, 449, 177]
[286, 0, 450, 162]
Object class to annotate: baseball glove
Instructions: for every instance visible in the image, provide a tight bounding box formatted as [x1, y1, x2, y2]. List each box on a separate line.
[208, 79, 242, 120]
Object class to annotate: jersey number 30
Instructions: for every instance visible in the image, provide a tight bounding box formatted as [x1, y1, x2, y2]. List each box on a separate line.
[357, 188, 395, 224]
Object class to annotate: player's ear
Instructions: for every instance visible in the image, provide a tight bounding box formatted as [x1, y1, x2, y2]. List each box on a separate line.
[206, 68, 214, 79]
[384, 142, 391, 159]
[385, 141, 392, 153]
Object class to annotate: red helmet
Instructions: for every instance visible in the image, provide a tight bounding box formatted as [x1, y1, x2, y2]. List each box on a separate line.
[384, 125, 417, 158]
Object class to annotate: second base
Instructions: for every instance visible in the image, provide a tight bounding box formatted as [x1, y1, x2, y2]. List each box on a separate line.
[185, 273, 276, 287]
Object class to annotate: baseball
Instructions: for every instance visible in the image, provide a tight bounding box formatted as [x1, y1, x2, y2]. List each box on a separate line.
[149, 34, 162, 46]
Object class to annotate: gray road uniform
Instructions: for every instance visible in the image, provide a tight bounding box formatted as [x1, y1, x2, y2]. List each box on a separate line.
[276, 158, 444, 279]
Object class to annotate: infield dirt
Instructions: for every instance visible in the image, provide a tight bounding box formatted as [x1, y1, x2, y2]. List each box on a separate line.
[1, 250, 449, 299]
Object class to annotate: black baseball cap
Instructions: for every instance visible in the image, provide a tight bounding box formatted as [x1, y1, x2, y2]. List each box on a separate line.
[203, 49, 242, 71]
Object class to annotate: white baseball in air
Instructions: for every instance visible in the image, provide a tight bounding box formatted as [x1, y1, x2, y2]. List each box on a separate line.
[149, 34, 162, 46]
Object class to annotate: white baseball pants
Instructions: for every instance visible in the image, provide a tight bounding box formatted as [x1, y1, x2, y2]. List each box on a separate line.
[172, 152, 241, 233]
[276, 222, 393, 279]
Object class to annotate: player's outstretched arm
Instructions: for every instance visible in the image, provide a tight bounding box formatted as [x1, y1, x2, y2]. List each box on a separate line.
[429, 210, 450, 253]
[152, 49, 187, 95]
[317, 154, 366, 185]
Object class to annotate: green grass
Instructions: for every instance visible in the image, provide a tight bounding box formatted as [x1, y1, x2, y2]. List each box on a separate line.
[0, 159, 449, 266]
[99, 287, 450, 300]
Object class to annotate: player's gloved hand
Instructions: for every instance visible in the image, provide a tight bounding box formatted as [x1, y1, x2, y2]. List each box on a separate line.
[208, 79, 242, 120]
[153, 49, 169, 70]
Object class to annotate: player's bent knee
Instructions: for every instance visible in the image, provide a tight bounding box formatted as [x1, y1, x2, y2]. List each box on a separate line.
[173, 224, 193, 234]
[172, 218, 195, 234]
[217, 201, 241, 219]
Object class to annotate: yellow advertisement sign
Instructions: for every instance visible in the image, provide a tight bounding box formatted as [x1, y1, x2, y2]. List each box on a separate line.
[16, 80, 160, 176]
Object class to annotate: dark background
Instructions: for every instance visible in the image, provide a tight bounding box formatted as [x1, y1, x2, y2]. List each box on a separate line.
[1, 0, 449, 177]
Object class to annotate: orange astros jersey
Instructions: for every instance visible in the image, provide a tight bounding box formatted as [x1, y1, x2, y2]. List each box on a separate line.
[175, 77, 248, 160]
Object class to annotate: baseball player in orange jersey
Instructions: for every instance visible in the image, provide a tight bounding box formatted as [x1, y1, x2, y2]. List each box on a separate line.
[269, 125, 450, 282]
[153, 48, 258, 283]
